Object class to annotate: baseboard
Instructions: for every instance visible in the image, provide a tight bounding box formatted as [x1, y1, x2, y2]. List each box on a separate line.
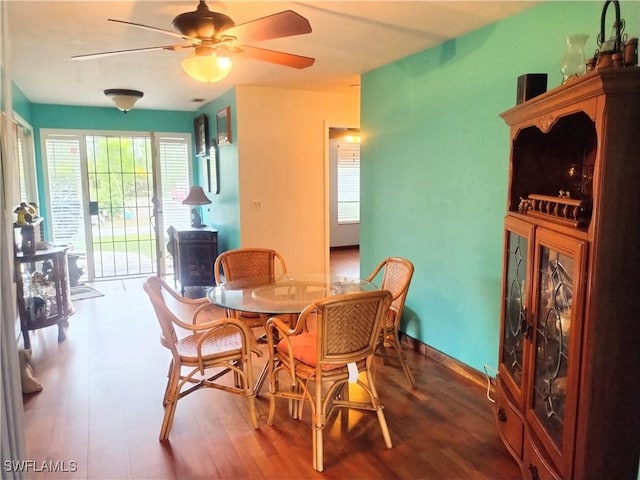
[330, 245, 359, 251]
[399, 333, 487, 389]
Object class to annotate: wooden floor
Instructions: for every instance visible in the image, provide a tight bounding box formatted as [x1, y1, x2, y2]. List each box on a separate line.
[21, 248, 520, 479]
[329, 246, 360, 278]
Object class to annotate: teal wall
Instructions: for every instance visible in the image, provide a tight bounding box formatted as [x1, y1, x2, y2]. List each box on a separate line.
[360, 1, 639, 372]
[11, 83, 31, 124]
[29, 103, 194, 220]
[195, 88, 240, 253]
[31, 103, 193, 132]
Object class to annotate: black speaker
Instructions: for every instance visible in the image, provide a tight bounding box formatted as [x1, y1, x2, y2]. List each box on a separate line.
[516, 74, 548, 105]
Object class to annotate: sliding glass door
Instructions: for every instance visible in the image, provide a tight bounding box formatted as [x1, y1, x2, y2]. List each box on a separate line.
[42, 130, 192, 281]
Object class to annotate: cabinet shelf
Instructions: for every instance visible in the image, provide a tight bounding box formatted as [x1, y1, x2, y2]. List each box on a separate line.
[508, 107, 596, 230]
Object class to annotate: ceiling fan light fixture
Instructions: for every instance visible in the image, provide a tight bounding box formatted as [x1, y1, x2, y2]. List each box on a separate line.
[104, 89, 144, 113]
[182, 51, 232, 83]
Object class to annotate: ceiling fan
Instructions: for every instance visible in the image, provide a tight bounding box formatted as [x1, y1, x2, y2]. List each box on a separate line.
[72, 1, 315, 82]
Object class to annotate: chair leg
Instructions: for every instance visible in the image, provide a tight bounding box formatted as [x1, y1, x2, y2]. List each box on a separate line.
[313, 423, 324, 472]
[376, 408, 393, 449]
[267, 395, 277, 425]
[378, 341, 392, 366]
[393, 332, 417, 389]
[247, 397, 258, 429]
[366, 367, 393, 449]
[312, 379, 325, 472]
[159, 362, 181, 441]
[290, 384, 303, 419]
[337, 383, 350, 438]
[243, 358, 259, 429]
[162, 360, 176, 407]
[267, 361, 278, 425]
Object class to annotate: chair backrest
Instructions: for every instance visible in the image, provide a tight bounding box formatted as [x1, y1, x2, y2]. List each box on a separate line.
[143, 276, 209, 352]
[214, 248, 287, 287]
[303, 290, 392, 366]
[366, 257, 414, 328]
[143, 276, 180, 352]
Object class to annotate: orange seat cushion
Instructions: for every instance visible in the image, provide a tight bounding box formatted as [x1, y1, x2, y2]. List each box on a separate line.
[276, 333, 343, 371]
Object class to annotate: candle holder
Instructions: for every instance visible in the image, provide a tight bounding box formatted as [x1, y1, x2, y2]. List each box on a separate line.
[594, 0, 625, 69]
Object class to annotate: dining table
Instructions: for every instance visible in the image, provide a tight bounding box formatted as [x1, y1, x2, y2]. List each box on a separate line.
[206, 272, 378, 394]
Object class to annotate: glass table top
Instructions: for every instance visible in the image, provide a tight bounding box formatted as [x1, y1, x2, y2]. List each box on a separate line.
[206, 273, 376, 314]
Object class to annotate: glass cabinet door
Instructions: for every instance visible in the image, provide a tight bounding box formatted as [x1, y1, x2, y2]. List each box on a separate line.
[18, 257, 62, 324]
[499, 218, 533, 403]
[527, 229, 586, 473]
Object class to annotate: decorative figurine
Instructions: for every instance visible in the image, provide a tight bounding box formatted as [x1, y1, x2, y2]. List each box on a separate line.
[27, 202, 39, 219]
[13, 204, 30, 225]
[25, 295, 47, 323]
[41, 260, 54, 283]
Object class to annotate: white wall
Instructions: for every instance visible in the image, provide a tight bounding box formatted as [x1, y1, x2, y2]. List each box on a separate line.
[235, 86, 359, 273]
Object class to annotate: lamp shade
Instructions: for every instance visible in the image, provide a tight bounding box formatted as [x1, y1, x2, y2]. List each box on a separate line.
[182, 48, 232, 83]
[104, 89, 143, 113]
[182, 186, 211, 206]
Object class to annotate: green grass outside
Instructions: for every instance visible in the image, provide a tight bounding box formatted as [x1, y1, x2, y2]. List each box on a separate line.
[93, 233, 156, 258]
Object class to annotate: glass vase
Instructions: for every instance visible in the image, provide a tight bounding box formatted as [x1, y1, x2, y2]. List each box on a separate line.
[561, 34, 589, 84]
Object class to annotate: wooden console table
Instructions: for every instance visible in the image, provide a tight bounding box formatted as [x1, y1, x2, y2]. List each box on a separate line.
[15, 245, 74, 349]
[167, 226, 218, 296]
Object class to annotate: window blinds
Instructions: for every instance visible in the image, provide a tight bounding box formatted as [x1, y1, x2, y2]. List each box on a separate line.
[337, 143, 360, 224]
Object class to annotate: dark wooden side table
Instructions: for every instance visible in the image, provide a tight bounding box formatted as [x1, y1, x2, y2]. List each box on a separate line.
[15, 245, 74, 349]
[167, 226, 218, 296]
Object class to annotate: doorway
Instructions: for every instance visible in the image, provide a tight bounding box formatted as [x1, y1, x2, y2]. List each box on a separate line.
[328, 126, 360, 275]
[42, 130, 192, 281]
[328, 127, 360, 246]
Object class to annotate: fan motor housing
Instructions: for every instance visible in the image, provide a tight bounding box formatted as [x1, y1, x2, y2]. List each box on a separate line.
[172, 3, 235, 39]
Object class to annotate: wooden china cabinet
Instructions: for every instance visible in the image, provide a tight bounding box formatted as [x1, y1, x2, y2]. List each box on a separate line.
[495, 68, 640, 480]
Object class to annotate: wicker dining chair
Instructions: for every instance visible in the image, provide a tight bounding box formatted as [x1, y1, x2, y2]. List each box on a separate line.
[143, 276, 261, 441]
[214, 248, 288, 329]
[366, 257, 416, 389]
[266, 289, 393, 472]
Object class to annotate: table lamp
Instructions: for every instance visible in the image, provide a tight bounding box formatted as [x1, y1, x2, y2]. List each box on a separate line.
[182, 186, 211, 228]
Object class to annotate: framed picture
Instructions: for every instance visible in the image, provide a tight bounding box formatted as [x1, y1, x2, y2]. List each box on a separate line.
[194, 114, 209, 157]
[208, 146, 220, 194]
[198, 145, 220, 194]
[216, 106, 232, 145]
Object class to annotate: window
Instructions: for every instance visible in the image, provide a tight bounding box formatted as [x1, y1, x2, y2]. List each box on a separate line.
[337, 143, 360, 223]
[44, 134, 85, 249]
[157, 134, 193, 238]
[12, 114, 38, 204]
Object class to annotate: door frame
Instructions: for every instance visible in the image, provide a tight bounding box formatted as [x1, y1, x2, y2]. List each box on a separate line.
[323, 122, 361, 274]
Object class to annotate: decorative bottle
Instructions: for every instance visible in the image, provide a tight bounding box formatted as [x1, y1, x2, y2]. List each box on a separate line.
[561, 34, 589, 84]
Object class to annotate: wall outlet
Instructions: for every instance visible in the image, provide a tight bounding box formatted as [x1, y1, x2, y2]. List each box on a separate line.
[251, 199, 263, 211]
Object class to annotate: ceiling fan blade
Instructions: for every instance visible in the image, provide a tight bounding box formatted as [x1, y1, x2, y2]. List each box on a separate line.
[228, 45, 315, 69]
[224, 10, 312, 43]
[108, 18, 201, 43]
[71, 44, 188, 60]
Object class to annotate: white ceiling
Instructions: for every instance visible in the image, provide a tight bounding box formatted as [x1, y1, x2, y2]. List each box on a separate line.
[7, 1, 538, 112]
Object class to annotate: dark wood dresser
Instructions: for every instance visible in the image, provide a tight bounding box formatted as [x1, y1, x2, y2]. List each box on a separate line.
[167, 226, 218, 296]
